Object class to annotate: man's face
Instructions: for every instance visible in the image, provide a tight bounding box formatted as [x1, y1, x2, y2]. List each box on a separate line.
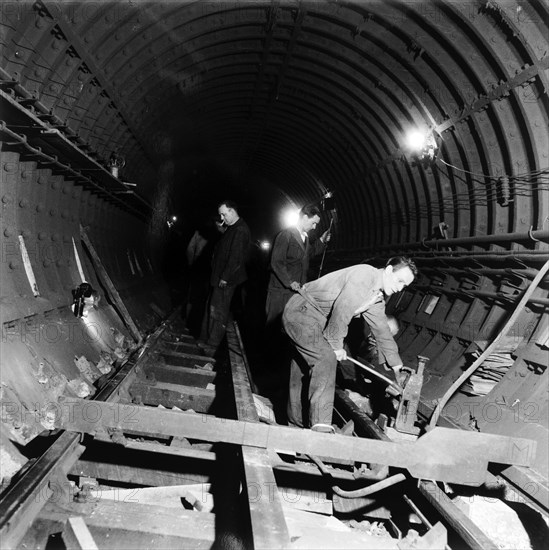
[301, 214, 320, 233]
[218, 205, 238, 226]
[382, 265, 414, 296]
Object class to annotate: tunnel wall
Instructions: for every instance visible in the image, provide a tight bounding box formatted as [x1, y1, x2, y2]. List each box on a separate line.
[0, 0, 547, 510]
[0, 148, 170, 480]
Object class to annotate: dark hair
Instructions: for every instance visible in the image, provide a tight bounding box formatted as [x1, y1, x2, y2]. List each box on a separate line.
[300, 205, 321, 219]
[386, 256, 418, 276]
[218, 199, 239, 213]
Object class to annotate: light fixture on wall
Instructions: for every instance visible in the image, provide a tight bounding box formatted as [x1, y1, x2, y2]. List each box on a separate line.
[404, 128, 439, 165]
[108, 152, 125, 178]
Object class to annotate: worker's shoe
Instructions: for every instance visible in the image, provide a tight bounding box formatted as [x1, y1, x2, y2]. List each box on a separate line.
[311, 423, 337, 434]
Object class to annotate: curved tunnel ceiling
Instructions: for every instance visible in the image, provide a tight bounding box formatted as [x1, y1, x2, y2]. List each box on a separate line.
[1, 0, 547, 244]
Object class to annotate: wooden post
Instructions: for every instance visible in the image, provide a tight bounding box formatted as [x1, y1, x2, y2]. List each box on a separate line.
[80, 225, 142, 342]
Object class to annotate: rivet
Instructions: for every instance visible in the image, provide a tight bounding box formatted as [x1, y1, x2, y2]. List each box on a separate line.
[4, 163, 15, 172]
[62, 185, 71, 194]
[38, 176, 47, 184]
[52, 39, 61, 51]
[19, 198, 28, 208]
[49, 209, 57, 217]
[2, 195, 11, 204]
[4, 228, 13, 237]
[51, 180, 61, 190]
[38, 231, 47, 240]
[36, 203, 44, 213]
[9, 260, 18, 269]
[35, 17, 45, 29]
[21, 229, 30, 239]
[43, 259, 51, 267]
[52, 233, 60, 241]
[61, 210, 69, 219]
[56, 259, 63, 267]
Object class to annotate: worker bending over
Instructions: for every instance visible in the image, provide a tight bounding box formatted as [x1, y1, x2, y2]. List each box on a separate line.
[282, 256, 417, 429]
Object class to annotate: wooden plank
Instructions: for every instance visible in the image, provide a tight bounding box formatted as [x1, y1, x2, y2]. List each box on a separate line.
[283, 508, 399, 549]
[129, 382, 216, 411]
[62, 517, 99, 550]
[96, 484, 212, 509]
[280, 488, 332, 515]
[125, 440, 216, 461]
[41, 501, 216, 547]
[160, 341, 201, 353]
[227, 322, 291, 549]
[70, 460, 211, 487]
[80, 224, 142, 342]
[57, 398, 537, 485]
[161, 350, 215, 363]
[144, 364, 216, 387]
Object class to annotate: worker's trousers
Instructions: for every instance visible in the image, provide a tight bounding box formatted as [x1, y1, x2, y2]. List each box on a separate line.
[205, 284, 237, 348]
[282, 295, 337, 428]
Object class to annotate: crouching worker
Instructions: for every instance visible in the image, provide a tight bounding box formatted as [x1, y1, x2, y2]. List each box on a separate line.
[282, 257, 417, 429]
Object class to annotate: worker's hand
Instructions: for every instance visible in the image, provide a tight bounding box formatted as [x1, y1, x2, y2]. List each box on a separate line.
[334, 348, 347, 361]
[218, 279, 227, 288]
[320, 230, 331, 244]
[290, 281, 301, 291]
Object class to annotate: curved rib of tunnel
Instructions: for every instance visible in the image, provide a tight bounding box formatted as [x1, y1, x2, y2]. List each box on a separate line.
[0, 0, 548, 537]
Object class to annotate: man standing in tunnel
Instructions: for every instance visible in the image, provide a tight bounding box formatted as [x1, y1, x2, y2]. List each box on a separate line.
[265, 205, 331, 351]
[199, 200, 251, 355]
[282, 256, 417, 429]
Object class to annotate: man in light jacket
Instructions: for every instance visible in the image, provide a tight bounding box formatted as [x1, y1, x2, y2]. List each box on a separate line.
[282, 257, 417, 429]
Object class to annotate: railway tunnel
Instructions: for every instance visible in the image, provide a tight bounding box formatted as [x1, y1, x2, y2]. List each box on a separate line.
[0, 1, 548, 548]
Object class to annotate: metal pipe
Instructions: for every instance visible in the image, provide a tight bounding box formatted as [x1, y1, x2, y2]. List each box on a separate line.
[337, 230, 549, 255]
[331, 473, 406, 498]
[420, 267, 540, 279]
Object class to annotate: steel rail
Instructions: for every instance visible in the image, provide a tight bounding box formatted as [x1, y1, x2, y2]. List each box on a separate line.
[334, 389, 499, 550]
[0, 313, 174, 549]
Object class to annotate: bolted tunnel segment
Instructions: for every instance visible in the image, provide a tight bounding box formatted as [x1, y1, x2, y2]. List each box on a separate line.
[0, 1, 548, 549]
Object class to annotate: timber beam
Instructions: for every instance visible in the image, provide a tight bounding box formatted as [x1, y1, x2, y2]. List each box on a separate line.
[128, 381, 218, 413]
[142, 364, 217, 387]
[40, 500, 216, 548]
[54, 398, 536, 486]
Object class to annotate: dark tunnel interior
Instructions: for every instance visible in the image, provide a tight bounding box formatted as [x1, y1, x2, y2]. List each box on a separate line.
[0, 0, 548, 547]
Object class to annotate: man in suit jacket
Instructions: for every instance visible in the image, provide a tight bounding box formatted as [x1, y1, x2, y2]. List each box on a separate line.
[265, 205, 330, 331]
[200, 200, 251, 354]
[282, 257, 417, 429]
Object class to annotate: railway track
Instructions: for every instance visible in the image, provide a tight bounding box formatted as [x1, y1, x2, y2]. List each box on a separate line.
[0, 312, 543, 549]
